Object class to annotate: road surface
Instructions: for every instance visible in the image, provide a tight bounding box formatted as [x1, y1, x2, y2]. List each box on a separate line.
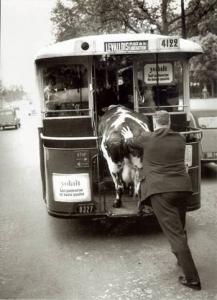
[0, 114, 217, 299]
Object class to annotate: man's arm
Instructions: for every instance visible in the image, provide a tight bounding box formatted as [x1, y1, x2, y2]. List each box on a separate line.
[121, 126, 150, 146]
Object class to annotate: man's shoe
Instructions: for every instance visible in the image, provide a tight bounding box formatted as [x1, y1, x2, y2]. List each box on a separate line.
[178, 276, 201, 290]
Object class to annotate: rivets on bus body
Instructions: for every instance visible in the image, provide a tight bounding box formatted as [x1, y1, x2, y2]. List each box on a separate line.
[81, 42, 89, 50]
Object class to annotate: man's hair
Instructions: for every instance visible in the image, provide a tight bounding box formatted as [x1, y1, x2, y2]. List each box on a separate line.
[153, 110, 170, 126]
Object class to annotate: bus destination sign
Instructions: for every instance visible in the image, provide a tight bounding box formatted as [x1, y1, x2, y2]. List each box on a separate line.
[105, 40, 148, 52]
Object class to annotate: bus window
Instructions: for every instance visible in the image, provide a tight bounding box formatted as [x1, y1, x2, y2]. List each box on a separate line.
[137, 61, 183, 112]
[43, 64, 88, 116]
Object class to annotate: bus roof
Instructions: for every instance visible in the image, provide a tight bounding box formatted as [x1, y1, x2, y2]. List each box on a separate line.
[35, 33, 203, 61]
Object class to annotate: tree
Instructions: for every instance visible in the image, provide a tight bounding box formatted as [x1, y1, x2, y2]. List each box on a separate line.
[190, 33, 217, 96]
[186, 0, 217, 37]
[187, 0, 217, 96]
[51, 0, 217, 41]
[0, 84, 26, 104]
[50, 0, 183, 41]
[51, 0, 145, 41]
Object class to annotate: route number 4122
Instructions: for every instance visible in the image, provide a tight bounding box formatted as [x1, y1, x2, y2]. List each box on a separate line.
[159, 38, 179, 49]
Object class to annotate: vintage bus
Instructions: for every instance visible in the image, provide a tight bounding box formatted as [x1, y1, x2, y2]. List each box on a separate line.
[35, 33, 202, 218]
[190, 99, 217, 164]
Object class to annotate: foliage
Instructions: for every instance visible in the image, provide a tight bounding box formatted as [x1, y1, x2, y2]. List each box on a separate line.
[51, 0, 217, 41]
[186, 0, 217, 37]
[190, 33, 217, 83]
[0, 84, 26, 103]
[187, 1, 217, 89]
[51, 0, 145, 41]
[51, 0, 184, 41]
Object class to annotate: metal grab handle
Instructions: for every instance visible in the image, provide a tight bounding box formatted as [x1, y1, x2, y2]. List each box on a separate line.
[180, 128, 203, 142]
[180, 130, 202, 135]
[42, 108, 91, 113]
[139, 105, 188, 109]
[40, 133, 98, 141]
[180, 127, 201, 134]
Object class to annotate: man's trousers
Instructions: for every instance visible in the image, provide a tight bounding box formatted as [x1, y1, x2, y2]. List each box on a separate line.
[150, 191, 200, 282]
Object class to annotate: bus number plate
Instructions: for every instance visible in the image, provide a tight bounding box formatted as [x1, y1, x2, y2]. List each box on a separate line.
[159, 37, 180, 49]
[77, 204, 94, 214]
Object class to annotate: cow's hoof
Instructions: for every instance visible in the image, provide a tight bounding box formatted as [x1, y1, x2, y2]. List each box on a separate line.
[113, 200, 122, 208]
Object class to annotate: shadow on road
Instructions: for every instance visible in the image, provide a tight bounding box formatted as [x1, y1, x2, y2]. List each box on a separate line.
[48, 215, 162, 242]
[92, 216, 162, 236]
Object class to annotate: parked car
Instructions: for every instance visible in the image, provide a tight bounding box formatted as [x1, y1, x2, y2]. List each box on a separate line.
[190, 99, 217, 163]
[0, 108, 21, 129]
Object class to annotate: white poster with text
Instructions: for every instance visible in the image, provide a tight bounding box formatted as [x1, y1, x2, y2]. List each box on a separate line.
[144, 63, 173, 84]
[52, 173, 91, 202]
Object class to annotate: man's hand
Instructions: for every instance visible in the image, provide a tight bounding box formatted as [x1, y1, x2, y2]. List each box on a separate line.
[121, 126, 133, 140]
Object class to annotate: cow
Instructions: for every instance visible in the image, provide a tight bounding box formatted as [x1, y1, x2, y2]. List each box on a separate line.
[98, 105, 150, 208]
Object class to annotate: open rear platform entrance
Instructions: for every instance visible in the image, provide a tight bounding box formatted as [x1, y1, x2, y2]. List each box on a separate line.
[97, 180, 153, 218]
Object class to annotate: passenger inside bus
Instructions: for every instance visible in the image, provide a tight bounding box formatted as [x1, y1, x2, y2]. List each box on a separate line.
[138, 85, 156, 113]
[43, 64, 88, 116]
[118, 72, 134, 109]
[137, 84, 179, 112]
[152, 85, 179, 111]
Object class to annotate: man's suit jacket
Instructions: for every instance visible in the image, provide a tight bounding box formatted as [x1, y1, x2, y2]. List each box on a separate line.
[140, 128, 193, 201]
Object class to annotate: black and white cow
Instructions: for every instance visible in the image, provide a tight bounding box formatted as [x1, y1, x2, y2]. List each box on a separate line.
[98, 105, 150, 208]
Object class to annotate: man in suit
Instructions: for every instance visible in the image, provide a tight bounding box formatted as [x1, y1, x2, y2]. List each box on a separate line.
[121, 110, 201, 290]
